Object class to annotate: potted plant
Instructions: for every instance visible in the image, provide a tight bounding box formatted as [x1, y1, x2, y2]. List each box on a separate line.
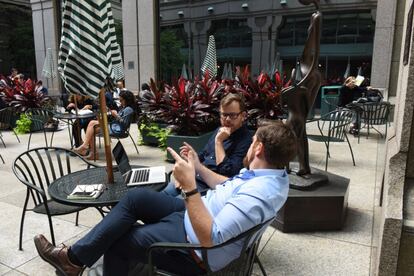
[0, 76, 50, 131]
[137, 78, 169, 146]
[234, 66, 286, 129]
[138, 75, 222, 161]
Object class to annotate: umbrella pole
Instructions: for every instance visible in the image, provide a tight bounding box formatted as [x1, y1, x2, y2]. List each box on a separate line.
[99, 89, 114, 183]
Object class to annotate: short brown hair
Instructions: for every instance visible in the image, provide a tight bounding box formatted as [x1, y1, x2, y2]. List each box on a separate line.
[255, 121, 297, 168]
[220, 93, 246, 111]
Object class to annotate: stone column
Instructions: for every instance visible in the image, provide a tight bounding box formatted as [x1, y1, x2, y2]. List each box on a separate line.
[373, 1, 414, 275]
[30, 0, 60, 96]
[123, 0, 157, 92]
[247, 15, 272, 76]
[191, 20, 211, 77]
[370, 0, 398, 96]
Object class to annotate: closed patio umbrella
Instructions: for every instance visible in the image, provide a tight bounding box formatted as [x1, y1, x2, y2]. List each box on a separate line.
[58, 0, 125, 183]
[201, 35, 217, 79]
[42, 48, 57, 79]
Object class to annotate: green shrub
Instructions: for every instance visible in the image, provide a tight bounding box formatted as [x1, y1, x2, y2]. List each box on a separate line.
[139, 122, 171, 151]
[14, 113, 32, 135]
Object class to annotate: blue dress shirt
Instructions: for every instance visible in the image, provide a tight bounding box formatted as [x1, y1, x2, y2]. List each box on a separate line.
[184, 168, 289, 271]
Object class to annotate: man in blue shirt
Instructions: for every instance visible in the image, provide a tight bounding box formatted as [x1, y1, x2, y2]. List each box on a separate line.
[163, 93, 253, 195]
[34, 121, 296, 276]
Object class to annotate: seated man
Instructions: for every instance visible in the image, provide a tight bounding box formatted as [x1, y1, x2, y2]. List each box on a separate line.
[34, 121, 296, 276]
[163, 93, 253, 195]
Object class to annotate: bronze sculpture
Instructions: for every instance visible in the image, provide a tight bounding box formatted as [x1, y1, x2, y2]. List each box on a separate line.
[282, 0, 322, 177]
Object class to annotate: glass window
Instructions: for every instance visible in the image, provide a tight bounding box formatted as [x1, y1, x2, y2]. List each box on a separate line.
[277, 11, 375, 46]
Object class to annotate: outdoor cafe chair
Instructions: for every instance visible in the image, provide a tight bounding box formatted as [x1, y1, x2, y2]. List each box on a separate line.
[0, 107, 21, 145]
[147, 217, 275, 276]
[359, 101, 391, 142]
[93, 113, 139, 161]
[307, 109, 356, 171]
[26, 108, 55, 150]
[12, 147, 98, 250]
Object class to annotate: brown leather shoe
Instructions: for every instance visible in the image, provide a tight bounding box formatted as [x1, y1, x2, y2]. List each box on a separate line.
[34, 234, 85, 276]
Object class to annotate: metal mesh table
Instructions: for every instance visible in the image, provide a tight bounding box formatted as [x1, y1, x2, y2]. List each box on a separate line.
[48, 167, 166, 208]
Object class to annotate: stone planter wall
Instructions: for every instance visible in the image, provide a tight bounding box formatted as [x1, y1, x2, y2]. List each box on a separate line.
[166, 131, 213, 162]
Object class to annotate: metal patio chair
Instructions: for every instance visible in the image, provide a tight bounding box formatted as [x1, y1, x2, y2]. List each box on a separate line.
[0, 107, 21, 145]
[359, 101, 391, 141]
[26, 108, 55, 150]
[307, 109, 355, 171]
[147, 217, 275, 276]
[12, 147, 98, 250]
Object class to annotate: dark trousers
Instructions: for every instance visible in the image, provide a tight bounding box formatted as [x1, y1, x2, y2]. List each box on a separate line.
[71, 188, 204, 276]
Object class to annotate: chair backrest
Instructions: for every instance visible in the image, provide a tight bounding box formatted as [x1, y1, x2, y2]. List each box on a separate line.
[361, 102, 390, 126]
[26, 108, 53, 131]
[12, 147, 94, 206]
[200, 217, 275, 274]
[0, 107, 18, 128]
[323, 109, 353, 142]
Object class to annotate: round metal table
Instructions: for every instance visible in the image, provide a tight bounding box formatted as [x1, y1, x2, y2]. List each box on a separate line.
[53, 111, 97, 148]
[48, 167, 167, 209]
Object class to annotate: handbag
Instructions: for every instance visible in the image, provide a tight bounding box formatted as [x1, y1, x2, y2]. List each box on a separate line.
[110, 121, 122, 134]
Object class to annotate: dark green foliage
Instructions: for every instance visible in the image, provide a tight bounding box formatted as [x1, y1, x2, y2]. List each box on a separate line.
[160, 30, 184, 82]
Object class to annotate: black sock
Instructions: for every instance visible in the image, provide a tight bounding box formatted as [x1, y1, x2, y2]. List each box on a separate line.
[68, 247, 84, 267]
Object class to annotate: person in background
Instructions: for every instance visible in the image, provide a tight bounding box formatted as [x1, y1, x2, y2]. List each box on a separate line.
[113, 80, 124, 107]
[8, 68, 18, 82]
[35, 80, 48, 95]
[73, 90, 136, 160]
[162, 93, 253, 196]
[339, 76, 373, 135]
[66, 95, 96, 147]
[338, 76, 371, 107]
[33, 121, 296, 276]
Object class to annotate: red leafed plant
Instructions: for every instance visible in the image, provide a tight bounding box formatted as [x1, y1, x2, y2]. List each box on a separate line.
[235, 66, 287, 128]
[0, 76, 49, 112]
[162, 76, 221, 135]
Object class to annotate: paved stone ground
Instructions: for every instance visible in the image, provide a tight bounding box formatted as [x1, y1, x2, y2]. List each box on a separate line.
[0, 121, 385, 275]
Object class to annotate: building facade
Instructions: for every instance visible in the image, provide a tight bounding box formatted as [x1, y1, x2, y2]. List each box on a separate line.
[159, 0, 377, 85]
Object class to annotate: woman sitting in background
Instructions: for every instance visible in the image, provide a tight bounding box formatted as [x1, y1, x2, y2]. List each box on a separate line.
[66, 95, 96, 147]
[73, 90, 136, 160]
[339, 76, 372, 135]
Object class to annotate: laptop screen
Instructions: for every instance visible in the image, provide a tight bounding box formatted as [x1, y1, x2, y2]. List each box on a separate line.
[112, 142, 132, 175]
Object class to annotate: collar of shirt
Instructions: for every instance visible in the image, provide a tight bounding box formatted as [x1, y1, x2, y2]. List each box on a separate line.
[235, 168, 286, 180]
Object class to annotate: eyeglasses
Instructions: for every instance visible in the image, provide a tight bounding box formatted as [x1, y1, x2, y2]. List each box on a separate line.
[220, 112, 242, 120]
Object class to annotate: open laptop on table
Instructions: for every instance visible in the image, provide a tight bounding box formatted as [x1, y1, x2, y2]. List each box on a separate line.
[112, 142, 166, 187]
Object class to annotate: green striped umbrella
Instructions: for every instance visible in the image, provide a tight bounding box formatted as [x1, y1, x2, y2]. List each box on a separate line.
[201, 35, 217, 78]
[58, 0, 125, 182]
[58, 0, 124, 98]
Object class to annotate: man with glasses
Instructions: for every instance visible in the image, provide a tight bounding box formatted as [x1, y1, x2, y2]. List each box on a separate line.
[163, 93, 253, 195]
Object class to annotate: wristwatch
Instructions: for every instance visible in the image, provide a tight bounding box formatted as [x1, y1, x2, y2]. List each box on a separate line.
[181, 188, 199, 200]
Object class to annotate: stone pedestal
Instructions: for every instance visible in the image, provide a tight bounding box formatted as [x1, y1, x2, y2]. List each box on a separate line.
[273, 168, 349, 232]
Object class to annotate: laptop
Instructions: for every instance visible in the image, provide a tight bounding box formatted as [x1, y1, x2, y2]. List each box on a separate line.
[112, 142, 166, 187]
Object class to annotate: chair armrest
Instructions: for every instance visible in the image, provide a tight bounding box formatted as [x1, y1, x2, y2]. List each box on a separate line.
[147, 242, 207, 274]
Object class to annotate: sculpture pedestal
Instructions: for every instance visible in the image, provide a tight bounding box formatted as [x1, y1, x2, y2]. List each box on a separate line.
[273, 168, 349, 232]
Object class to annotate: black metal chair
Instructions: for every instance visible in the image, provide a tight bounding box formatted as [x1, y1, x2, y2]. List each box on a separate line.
[359, 101, 391, 141]
[12, 147, 98, 250]
[147, 217, 275, 276]
[26, 108, 55, 150]
[307, 109, 356, 171]
[93, 113, 139, 161]
[0, 107, 21, 145]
